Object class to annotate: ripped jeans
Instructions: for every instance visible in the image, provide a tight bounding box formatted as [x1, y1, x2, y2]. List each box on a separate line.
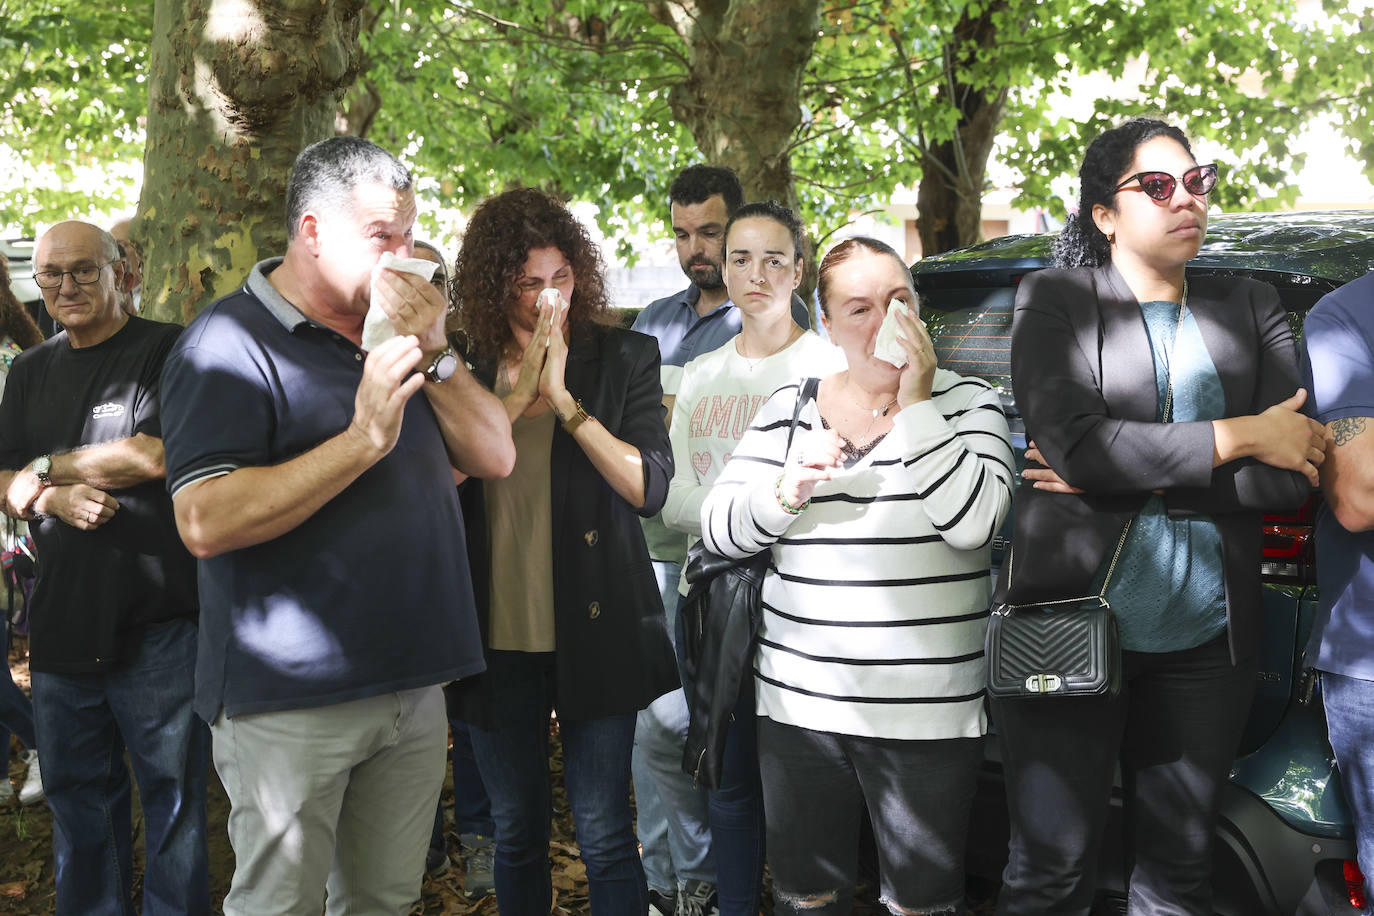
[757, 717, 981, 916]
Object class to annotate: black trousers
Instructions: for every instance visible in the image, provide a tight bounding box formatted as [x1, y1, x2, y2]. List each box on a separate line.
[990, 633, 1255, 916]
[758, 717, 983, 916]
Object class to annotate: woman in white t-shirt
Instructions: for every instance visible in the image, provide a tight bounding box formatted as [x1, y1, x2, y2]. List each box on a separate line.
[661, 200, 842, 916]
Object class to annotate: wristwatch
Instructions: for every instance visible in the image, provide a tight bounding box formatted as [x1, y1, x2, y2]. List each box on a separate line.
[561, 400, 592, 435]
[32, 454, 51, 485]
[424, 347, 458, 384]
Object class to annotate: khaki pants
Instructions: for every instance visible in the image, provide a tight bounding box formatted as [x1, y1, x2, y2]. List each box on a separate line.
[212, 686, 448, 916]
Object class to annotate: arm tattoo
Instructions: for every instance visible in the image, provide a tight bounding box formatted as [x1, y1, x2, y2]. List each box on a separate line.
[1332, 416, 1368, 447]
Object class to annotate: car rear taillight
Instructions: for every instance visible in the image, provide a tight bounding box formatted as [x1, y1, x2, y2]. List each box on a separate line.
[1260, 495, 1318, 584]
[1344, 859, 1366, 910]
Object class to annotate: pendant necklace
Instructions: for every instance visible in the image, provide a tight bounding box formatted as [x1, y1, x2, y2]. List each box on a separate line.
[848, 385, 899, 446]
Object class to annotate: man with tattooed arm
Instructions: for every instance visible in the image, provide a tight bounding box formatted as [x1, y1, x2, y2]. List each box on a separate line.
[1300, 269, 1374, 906]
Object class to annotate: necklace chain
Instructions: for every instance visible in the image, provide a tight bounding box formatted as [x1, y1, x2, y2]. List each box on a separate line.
[841, 377, 899, 445]
[738, 325, 803, 371]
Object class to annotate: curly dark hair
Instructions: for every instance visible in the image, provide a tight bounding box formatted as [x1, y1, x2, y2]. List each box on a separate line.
[0, 258, 43, 350]
[1053, 118, 1195, 270]
[452, 188, 614, 363]
[816, 237, 912, 318]
[723, 200, 806, 266]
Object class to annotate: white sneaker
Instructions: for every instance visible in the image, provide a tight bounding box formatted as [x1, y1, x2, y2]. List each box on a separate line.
[18, 750, 43, 806]
[0, 764, 13, 804]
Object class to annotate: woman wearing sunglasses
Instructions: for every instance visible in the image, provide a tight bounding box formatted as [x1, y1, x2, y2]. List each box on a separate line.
[992, 118, 1326, 915]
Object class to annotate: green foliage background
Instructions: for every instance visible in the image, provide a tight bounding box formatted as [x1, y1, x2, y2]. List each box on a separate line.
[2, 0, 1370, 252]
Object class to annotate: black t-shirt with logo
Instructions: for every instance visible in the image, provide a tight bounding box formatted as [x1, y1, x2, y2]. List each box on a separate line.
[0, 317, 198, 674]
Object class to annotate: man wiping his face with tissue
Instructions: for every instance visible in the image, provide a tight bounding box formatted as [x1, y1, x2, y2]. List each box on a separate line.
[159, 136, 516, 914]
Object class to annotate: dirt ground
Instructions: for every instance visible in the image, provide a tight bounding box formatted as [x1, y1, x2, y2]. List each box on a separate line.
[1, 633, 995, 914]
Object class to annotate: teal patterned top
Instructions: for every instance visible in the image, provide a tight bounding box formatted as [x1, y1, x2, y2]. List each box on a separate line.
[1099, 301, 1228, 653]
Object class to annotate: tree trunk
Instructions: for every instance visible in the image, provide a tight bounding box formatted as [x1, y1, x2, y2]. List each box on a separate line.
[916, 7, 1008, 257]
[657, 0, 823, 210]
[138, 0, 365, 324]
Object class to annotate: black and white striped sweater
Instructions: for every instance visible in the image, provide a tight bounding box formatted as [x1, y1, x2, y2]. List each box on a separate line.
[700, 369, 1014, 740]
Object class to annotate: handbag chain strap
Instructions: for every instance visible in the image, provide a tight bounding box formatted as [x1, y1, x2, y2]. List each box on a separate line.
[1003, 278, 1189, 613]
[1161, 279, 1188, 424]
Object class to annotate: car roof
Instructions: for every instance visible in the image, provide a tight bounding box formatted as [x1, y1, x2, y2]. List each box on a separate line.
[911, 209, 1374, 292]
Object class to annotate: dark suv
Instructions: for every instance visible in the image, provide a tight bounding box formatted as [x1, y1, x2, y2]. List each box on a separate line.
[912, 210, 1374, 916]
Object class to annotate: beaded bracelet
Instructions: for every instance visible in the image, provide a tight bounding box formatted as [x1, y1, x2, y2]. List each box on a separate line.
[774, 473, 809, 515]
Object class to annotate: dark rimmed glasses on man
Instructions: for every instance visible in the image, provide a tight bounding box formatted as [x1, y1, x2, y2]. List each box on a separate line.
[1115, 163, 1219, 202]
[32, 261, 118, 289]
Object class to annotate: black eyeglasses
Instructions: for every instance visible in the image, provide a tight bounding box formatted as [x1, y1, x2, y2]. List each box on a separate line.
[1115, 163, 1219, 201]
[32, 261, 117, 289]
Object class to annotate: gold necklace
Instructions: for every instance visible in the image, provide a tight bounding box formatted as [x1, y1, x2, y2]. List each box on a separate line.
[737, 324, 803, 372]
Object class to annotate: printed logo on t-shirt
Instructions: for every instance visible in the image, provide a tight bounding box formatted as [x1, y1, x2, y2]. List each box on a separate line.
[91, 402, 126, 419]
[688, 394, 766, 440]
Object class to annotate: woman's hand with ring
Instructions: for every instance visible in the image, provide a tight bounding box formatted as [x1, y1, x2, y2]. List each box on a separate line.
[893, 307, 936, 407]
[781, 428, 843, 507]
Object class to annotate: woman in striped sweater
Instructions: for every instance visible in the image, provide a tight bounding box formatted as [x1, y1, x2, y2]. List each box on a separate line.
[699, 236, 1014, 916]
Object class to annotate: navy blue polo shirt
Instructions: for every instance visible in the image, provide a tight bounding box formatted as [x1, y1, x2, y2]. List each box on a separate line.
[160, 259, 485, 722]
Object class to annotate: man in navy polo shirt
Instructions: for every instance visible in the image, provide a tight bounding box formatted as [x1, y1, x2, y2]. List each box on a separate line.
[160, 137, 514, 914]
[1301, 270, 1374, 907]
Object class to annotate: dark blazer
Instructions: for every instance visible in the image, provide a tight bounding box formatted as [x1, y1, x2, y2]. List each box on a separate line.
[451, 322, 680, 724]
[999, 262, 1311, 662]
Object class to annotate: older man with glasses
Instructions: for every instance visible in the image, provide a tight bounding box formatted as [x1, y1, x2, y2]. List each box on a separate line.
[0, 220, 209, 915]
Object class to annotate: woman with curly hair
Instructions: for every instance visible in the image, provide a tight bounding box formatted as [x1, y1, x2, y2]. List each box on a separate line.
[0, 257, 44, 807]
[447, 188, 679, 914]
[993, 117, 1325, 914]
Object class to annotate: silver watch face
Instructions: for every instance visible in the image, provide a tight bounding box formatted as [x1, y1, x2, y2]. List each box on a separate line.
[33, 455, 51, 481]
[428, 351, 459, 382]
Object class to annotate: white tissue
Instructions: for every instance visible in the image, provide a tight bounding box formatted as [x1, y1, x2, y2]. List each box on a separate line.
[361, 252, 441, 352]
[537, 287, 568, 341]
[873, 297, 914, 368]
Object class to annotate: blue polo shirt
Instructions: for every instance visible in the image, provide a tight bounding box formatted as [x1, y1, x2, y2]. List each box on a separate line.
[160, 259, 486, 722]
[1301, 270, 1374, 680]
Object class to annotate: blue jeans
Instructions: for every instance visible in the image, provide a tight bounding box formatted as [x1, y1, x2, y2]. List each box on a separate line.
[430, 715, 496, 852]
[634, 560, 714, 892]
[468, 650, 647, 916]
[675, 595, 766, 916]
[0, 613, 36, 753]
[1322, 670, 1374, 908]
[31, 618, 210, 916]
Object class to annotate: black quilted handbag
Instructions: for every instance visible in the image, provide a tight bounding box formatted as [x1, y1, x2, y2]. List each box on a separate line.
[986, 520, 1132, 699]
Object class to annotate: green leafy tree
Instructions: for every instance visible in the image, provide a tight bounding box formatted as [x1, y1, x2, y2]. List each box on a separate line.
[0, 0, 149, 227]
[4, 0, 1371, 321]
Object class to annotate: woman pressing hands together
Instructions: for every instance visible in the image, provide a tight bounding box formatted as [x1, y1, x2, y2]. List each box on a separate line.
[446, 188, 678, 916]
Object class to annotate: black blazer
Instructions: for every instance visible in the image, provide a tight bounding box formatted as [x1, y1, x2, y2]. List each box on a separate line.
[999, 262, 1310, 662]
[451, 323, 680, 724]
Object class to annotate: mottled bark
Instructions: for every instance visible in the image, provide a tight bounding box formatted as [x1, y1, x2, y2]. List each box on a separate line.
[138, 0, 365, 323]
[916, 6, 1007, 257]
[655, 0, 823, 209]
